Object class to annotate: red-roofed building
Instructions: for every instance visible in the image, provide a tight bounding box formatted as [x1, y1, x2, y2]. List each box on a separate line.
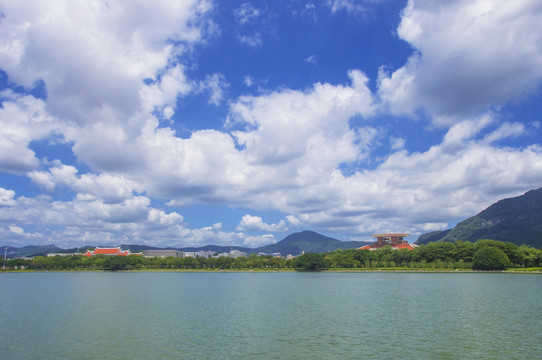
[359, 233, 418, 251]
[83, 247, 141, 257]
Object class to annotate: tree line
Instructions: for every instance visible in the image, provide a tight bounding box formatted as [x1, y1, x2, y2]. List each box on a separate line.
[2, 239, 541, 271]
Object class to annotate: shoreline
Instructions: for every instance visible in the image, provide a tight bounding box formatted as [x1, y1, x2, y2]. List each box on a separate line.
[2, 268, 541, 274]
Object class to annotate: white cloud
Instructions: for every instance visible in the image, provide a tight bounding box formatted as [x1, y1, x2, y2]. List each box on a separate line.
[0, 192, 193, 247]
[0, 0, 211, 130]
[234, 3, 270, 48]
[294, 118, 542, 237]
[378, 0, 542, 124]
[238, 33, 263, 48]
[482, 122, 526, 144]
[244, 76, 254, 87]
[198, 73, 229, 105]
[229, 69, 375, 168]
[8, 225, 24, 234]
[242, 75, 269, 92]
[141, 64, 193, 119]
[390, 137, 405, 150]
[235, 3, 261, 25]
[237, 215, 288, 232]
[328, 0, 369, 14]
[1, 0, 541, 248]
[0, 91, 58, 173]
[305, 55, 318, 65]
[241, 234, 276, 247]
[29, 162, 143, 203]
[0, 188, 16, 207]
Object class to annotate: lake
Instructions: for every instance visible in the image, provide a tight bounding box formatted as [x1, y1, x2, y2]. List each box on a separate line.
[0, 272, 541, 359]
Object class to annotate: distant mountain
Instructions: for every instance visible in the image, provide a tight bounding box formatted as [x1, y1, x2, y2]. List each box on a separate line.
[416, 187, 542, 248]
[119, 244, 253, 253]
[179, 245, 253, 253]
[2, 231, 370, 258]
[1, 244, 63, 258]
[125, 231, 368, 255]
[256, 230, 370, 255]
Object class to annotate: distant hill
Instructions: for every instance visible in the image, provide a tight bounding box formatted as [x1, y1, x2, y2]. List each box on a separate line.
[2, 231, 370, 258]
[1, 244, 63, 258]
[120, 244, 253, 253]
[416, 187, 542, 248]
[256, 230, 370, 255]
[125, 231, 369, 255]
[179, 245, 254, 253]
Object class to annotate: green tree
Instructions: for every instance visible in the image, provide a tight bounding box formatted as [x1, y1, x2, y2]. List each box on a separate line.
[294, 253, 329, 271]
[472, 246, 510, 270]
[475, 239, 518, 259]
[513, 245, 540, 267]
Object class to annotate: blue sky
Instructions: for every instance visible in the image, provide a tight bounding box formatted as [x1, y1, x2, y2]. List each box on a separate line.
[1, 0, 542, 248]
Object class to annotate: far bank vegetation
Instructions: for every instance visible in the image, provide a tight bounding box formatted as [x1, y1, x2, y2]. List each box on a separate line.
[3, 239, 541, 272]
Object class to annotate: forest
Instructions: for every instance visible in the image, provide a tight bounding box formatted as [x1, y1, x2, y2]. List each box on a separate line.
[2, 239, 541, 271]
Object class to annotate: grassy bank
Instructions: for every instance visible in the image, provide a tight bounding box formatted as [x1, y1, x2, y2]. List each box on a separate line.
[2, 267, 541, 273]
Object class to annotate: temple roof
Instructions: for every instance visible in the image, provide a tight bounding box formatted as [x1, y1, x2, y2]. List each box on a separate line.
[371, 233, 410, 237]
[92, 247, 121, 255]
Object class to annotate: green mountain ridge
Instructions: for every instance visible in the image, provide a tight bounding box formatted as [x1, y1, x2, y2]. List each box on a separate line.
[416, 187, 542, 247]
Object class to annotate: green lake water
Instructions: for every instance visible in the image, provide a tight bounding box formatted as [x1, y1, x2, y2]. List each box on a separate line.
[0, 272, 541, 359]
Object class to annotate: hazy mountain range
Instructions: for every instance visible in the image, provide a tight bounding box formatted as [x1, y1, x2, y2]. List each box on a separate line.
[2, 231, 371, 259]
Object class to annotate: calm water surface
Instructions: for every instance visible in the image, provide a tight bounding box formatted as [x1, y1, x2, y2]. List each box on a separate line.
[0, 272, 541, 359]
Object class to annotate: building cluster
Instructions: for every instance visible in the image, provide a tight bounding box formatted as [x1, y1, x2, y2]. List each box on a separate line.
[142, 249, 247, 259]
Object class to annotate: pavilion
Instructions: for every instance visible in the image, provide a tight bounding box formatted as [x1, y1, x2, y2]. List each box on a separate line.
[359, 233, 417, 251]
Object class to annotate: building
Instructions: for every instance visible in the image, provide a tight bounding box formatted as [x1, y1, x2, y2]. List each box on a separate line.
[46, 252, 81, 257]
[83, 247, 141, 257]
[257, 252, 282, 258]
[142, 250, 182, 258]
[180, 250, 216, 258]
[359, 233, 418, 251]
[196, 250, 216, 258]
[228, 250, 247, 258]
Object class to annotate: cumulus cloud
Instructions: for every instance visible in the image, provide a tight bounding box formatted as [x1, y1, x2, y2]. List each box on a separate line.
[287, 115, 542, 238]
[236, 214, 288, 232]
[0, 190, 181, 247]
[229, 69, 375, 167]
[0, 0, 211, 131]
[241, 234, 276, 247]
[28, 162, 144, 203]
[2, 0, 209, 134]
[0, 91, 58, 173]
[115, 70, 377, 210]
[0, 187, 16, 207]
[141, 64, 193, 119]
[378, 0, 542, 124]
[0, 0, 215, 175]
[1, 0, 541, 248]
